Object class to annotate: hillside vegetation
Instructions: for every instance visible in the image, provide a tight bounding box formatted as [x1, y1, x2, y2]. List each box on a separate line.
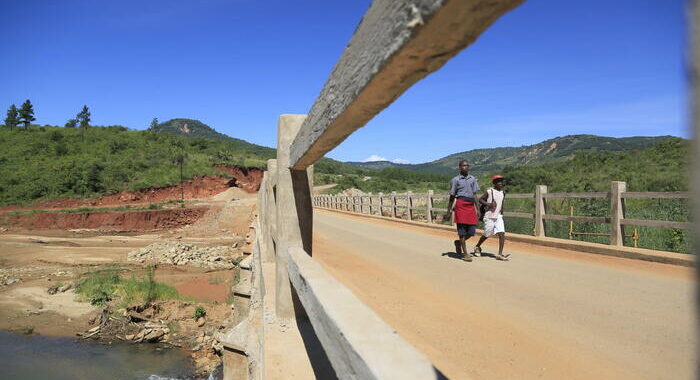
[348, 135, 674, 175]
[0, 125, 274, 205]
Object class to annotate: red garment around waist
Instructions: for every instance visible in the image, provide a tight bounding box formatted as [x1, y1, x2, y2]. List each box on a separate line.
[454, 199, 477, 225]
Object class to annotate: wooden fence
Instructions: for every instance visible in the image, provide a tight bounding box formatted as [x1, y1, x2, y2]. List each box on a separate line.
[312, 181, 691, 247]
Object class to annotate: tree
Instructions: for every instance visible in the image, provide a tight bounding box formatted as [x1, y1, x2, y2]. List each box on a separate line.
[18, 100, 35, 129]
[65, 119, 78, 128]
[4, 104, 19, 131]
[149, 117, 159, 130]
[77, 105, 90, 141]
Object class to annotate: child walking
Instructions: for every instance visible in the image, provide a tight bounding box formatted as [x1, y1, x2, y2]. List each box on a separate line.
[473, 175, 509, 261]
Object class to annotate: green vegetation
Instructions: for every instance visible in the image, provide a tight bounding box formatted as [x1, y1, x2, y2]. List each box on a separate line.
[193, 306, 206, 319]
[347, 135, 674, 176]
[75, 266, 181, 306]
[0, 124, 274, 205]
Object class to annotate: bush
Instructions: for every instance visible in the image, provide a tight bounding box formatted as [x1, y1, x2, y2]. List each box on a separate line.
[194, 306, 206, 319]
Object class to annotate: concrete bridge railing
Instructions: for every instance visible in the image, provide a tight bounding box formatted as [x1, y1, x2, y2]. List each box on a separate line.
[312, 184, 691, 248]
[221, 0, 527, 378]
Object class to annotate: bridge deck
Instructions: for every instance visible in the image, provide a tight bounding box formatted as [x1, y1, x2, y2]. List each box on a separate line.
[313, 209, 695, 380]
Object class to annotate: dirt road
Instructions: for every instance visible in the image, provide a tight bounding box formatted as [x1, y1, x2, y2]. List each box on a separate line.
[312, 209, 695, 380]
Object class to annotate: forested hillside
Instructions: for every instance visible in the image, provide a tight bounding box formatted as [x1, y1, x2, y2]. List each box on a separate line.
[0, 125, 274, 205]
[347, 135, 675, 175]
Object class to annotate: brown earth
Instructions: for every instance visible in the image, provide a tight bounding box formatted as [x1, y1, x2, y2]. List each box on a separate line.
[2, 207, 208, 231]
[0, 185, 258, 377]
[0, 165, 264, 213]
[213, 165, 264, 193]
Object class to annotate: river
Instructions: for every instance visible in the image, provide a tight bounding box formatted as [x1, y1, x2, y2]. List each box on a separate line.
[0, 331, 217, 380]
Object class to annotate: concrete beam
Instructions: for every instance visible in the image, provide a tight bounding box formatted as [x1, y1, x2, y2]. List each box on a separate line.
[287, 247, 438, 379]
[290, 0, 524, 169]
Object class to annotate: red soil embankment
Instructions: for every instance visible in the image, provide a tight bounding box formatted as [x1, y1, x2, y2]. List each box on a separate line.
[213, 165, 263, 193]
[4, 207, 207, 231]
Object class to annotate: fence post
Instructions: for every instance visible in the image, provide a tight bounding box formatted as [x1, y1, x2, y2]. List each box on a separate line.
[274, 114, 312, 320]
[406, 191, 413, 221]
[610, 181, 627, 246]
[391, 191, 397, 218]
[378, 192, 384, 216]
[427, 190, 433, 224]
[367, 193, 373, 214]
[534, 185, 547, 237]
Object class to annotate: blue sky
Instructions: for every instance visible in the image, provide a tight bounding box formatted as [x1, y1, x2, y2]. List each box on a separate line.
[0, 0, 687, 164]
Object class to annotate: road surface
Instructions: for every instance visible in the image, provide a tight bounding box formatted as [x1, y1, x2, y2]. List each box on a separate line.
[312, 209, 695, 380]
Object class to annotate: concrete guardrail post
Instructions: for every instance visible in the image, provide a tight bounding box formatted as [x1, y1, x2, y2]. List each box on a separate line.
[391, 191, 397, 218]
[610, 181, 627, 246]
[427, 190, 433, 224]
[534, 185, 547, 237]
[406, 191, 413, 221]
[275, 114, 312, 320]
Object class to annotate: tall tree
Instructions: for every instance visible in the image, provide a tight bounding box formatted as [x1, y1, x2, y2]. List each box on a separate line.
[77, 105, 90, 141]
[64, 119, 78, 128]
[18, 100, 35, 129]
[4, 104, 19, 131]
[149, 117, 159, 130]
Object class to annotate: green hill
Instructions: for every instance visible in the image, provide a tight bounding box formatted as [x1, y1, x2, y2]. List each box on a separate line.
[151, 118, 274, 156]
[347, 135, 675, 175]
[0, 125, 275, 205]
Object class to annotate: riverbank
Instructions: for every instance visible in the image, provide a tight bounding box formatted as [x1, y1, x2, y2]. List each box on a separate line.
[0, 187, 257, 378]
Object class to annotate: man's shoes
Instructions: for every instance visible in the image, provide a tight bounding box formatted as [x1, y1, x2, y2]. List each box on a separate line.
[502, 252, 511, 259]
[454, 240, 462, 255]
[462, 255, 472, 262]
[472, 246, 482, 257]
[495, 254, 509, 261]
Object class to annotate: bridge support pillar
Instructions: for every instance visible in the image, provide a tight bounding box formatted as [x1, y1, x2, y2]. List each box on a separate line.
[610, 181, 627, 246]
[261, 159, 278, 264]
[534, 185, 547, 237]
[275, 114, 312, 320]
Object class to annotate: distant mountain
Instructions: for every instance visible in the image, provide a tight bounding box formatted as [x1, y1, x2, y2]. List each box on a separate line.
[344, 160, 413, 170]
[346, 135, 677, 175]
[151, 118, 274, 155]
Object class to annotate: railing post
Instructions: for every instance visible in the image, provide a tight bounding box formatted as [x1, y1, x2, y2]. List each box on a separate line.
[610, 181, 627, 246]
[378, 192, 384, 216]
[275, 114, 312, 320]
[391, 191, 397, 218]
[261, 160, 278, 263]
[406, 191, 413, 221]
[367, 193, 372, 214]
[534, 185, 547, 237]
[427, 190, 433, 224]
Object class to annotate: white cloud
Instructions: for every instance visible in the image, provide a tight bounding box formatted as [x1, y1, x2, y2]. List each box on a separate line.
[363, 154, 388, 162]
[392, 158, 411, 164]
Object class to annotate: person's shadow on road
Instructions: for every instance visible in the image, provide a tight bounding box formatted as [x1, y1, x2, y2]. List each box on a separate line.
[441, 250, 504, 260]
[441, 251, 464, 260]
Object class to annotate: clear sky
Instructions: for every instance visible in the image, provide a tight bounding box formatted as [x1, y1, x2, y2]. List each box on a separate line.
[0, 0, 687, 164]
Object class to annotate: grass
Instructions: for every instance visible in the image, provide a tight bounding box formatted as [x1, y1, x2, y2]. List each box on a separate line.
[74, 266, 182, 306]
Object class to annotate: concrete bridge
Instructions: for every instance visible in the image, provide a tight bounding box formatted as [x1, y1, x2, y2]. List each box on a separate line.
[216, 0, 699, 379]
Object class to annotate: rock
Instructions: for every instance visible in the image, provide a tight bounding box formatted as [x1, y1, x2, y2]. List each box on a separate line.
[197, 317, 205, 327]
[88, 326, 101, 333]
[58, 283, 72, 293]
[125, 334, 135, 340]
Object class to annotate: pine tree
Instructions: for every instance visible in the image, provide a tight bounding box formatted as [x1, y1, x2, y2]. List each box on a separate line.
[149, 117, 159, 130]
[4, 104, 19, 131]
[18, 100, 35, 129]
[77, 105, 90, 141]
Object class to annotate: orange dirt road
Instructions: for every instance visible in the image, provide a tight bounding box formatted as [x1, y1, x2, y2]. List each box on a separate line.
[312, 209, 696, 380]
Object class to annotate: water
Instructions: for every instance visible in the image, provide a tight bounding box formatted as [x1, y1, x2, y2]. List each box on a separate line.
[0, 331, 212, 380]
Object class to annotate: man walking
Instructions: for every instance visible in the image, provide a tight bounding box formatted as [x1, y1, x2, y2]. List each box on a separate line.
[473, 175, 509, 261]
[444, 160, 480, 262]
